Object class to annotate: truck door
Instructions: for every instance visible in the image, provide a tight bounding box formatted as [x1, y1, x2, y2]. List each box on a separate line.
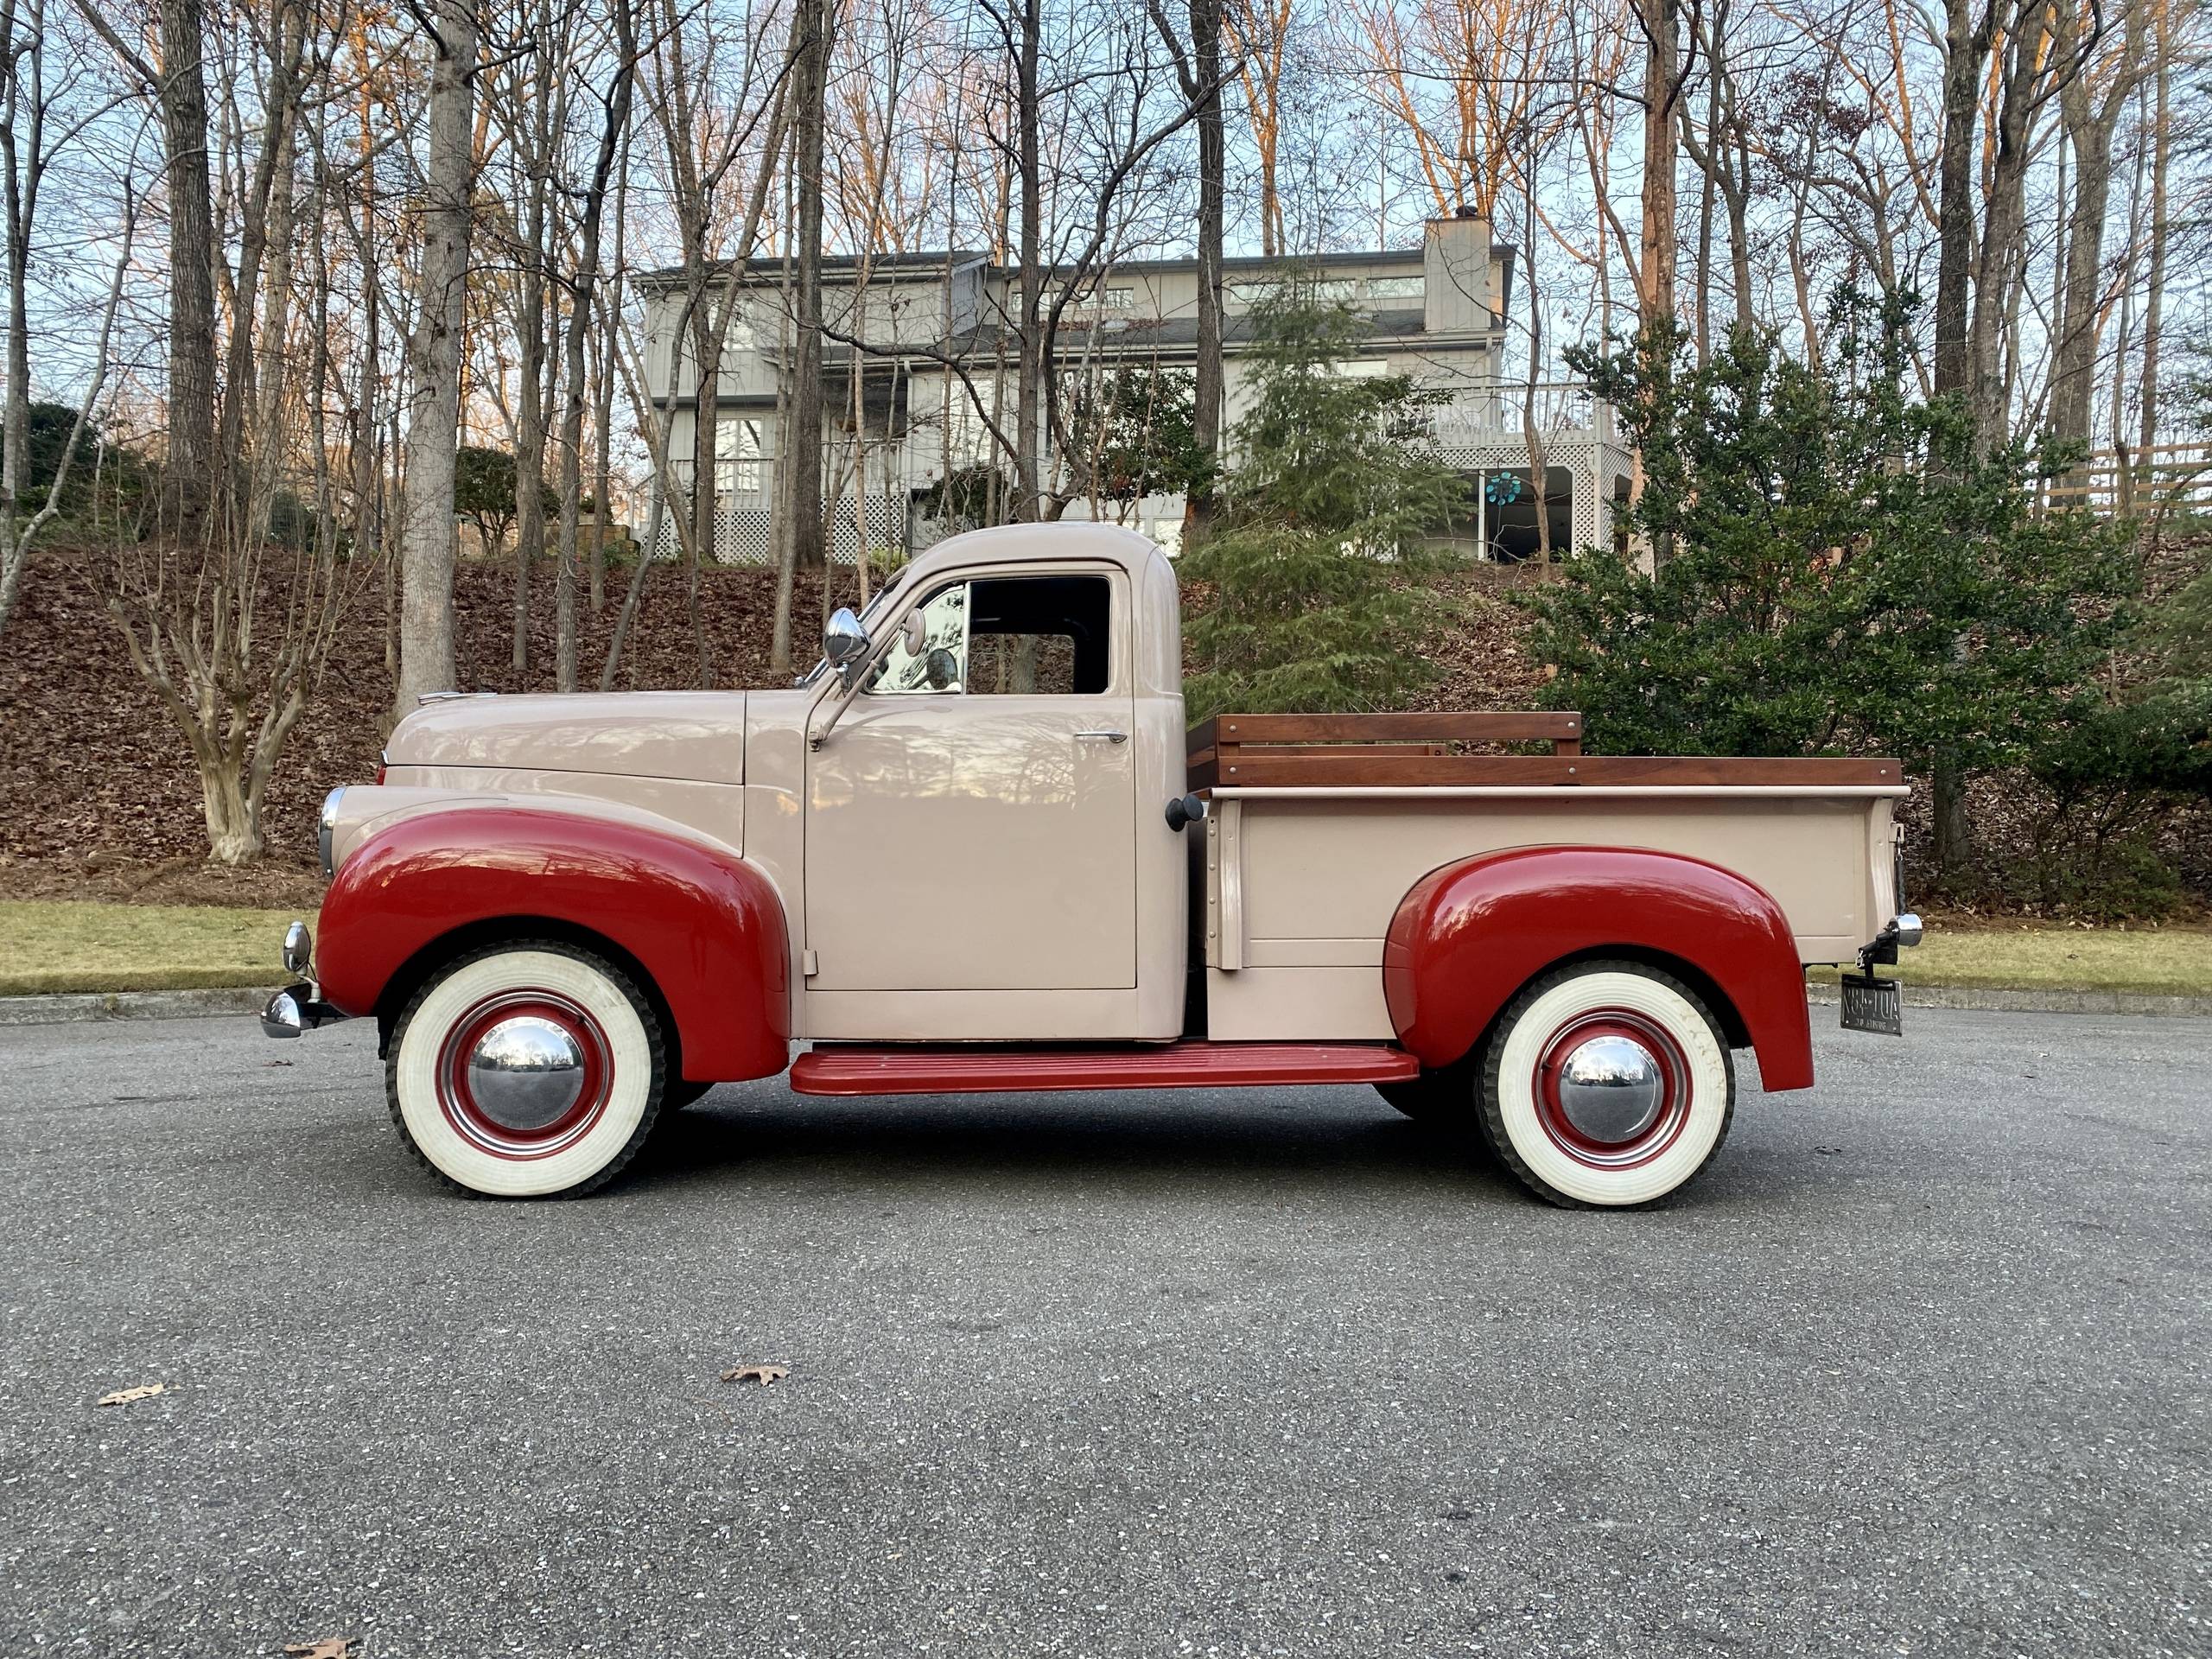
[804, 568, 1138, 993]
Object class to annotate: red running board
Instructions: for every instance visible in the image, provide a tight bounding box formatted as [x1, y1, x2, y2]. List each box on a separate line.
[788, 1040, 1421, 1097]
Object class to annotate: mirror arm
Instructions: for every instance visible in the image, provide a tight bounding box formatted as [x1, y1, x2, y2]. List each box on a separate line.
[808, 661, 870, 751]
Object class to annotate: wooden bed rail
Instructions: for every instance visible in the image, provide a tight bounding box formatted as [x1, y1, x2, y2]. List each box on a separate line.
[1186, 710, 1580, 790]
[1184, 711, 1901, 791]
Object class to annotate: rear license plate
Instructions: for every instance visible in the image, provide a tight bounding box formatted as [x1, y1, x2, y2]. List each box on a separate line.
[1840, 972, 1903, 1036]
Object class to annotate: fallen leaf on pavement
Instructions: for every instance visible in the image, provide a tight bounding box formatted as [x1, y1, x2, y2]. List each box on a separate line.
[721, 1363, 789, 1386]
[95, 1383, 166, 1407]
[283, 1640, 359, 1658]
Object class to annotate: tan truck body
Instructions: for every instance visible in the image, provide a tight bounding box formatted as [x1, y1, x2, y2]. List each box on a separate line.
[359, 524, 1903, 1045]
[288, 523, 1916, 1205]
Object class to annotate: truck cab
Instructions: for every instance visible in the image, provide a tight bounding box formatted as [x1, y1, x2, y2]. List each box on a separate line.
[271, 524, 1919, 1208]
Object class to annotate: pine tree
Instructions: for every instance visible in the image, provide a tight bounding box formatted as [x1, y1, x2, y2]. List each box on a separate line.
[1520, 297, 2134, 798]
[1180, 285, 1466, 721]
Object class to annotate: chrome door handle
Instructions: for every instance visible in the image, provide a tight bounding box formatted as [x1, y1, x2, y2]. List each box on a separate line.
[1075, 730, 1129, 743]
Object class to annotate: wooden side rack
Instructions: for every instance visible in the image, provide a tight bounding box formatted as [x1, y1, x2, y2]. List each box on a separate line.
[1184, 711, 1902, 791]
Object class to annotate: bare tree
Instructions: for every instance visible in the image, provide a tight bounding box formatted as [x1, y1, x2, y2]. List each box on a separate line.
[393, 0, 481, 714]
[83, 0, 375, 861]
[2049, 0, 2152, 449]
[1, 184, 136, 638]
[1224, 0, 1294, 255]
[1148, 0, 1227, 520]
[1, 0, 130, 638]
[789, 0, 830, 567]
[551, 0, 638, 691]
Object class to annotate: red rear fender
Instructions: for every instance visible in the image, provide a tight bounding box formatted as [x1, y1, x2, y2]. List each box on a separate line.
[1382, 846, 1815, 1091]
[316, 806, 790, 1083]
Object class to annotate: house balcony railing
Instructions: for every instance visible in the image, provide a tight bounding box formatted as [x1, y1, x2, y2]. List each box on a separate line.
[1420, 379, 1615, 448]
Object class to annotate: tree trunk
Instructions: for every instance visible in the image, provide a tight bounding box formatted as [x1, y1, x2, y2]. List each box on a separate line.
[789, 0, 830, 566]
[1014, 0, 1044, 520]
[1967, 1, 2050, 453]
[1189, 0, 1224, 524]
[1637, 0, 1678, 328]
[513, 238, 549, 676]
[1931, 0, 1990, 404]
[1522, 181, 1551, 565]
[393, 0, 480, 716]
[555, 16, 633, 695]
[770, 219, 798, 674]
[156, 0, 219, 545]
[2050, 10, 2146, 453]
[0, 0, 41, 627]
[2136, 11, 2170, 467]
[590, 270, 618, 613]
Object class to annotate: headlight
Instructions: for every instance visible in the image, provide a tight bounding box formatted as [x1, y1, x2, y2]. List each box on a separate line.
[319, 786, 346, 879]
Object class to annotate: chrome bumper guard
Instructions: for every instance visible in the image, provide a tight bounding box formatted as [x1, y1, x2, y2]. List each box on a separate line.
[261, 982, 346, 1039]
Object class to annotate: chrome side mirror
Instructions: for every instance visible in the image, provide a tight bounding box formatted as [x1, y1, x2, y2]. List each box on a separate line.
[823, 607, 871, 688]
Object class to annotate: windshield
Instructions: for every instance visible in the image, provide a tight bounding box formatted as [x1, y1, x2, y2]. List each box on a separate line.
[796, 568, 910, 685]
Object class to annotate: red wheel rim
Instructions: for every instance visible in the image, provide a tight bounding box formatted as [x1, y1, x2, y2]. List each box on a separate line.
[1532, 1009, 1693, 1170]
[435, 991, 613, 1161]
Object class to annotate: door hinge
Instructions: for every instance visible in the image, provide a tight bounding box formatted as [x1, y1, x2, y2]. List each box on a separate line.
[801, 949, 819, 977]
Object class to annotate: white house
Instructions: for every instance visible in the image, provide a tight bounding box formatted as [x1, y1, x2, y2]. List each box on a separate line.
[637, 213, 1631, 564]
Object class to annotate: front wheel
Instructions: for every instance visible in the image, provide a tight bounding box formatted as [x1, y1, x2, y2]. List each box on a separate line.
[386, 941, 668, 1198]
[1478, 961, 1735, 1209]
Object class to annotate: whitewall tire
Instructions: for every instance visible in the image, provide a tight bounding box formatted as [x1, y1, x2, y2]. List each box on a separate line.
[386, 942, 667, 1198]
[1478, 961, 1735, 1209]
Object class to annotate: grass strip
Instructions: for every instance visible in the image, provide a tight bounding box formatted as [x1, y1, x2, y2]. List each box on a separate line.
[0, 900, 301, 996]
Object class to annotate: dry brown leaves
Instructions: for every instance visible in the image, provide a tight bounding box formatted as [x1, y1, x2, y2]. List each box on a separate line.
[1, 552, 852, 884]
[283, 1639, 359, 1658]
[94, 1382, 166, 1407]
[721, 1363, 790, 1386]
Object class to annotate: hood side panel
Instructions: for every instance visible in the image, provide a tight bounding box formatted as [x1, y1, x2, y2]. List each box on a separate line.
[389, 691, 747, 786]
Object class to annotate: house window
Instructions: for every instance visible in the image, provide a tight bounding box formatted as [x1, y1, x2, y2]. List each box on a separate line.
[1049, 283, 1135, 313]
[715, 418, 764, 502]
[1228, 276, 1361, 305]
[940, 391, 1005, 471]
[1366, 275, 1425, 301]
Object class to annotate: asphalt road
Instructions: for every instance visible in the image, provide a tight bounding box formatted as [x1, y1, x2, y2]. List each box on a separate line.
[0, 1010, 2204, 1659]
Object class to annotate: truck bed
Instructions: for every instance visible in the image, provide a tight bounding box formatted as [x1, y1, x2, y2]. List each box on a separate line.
[1188, 712, 1905, 1042]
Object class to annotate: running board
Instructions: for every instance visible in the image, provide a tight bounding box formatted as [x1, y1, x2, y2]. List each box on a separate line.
[788, 1041, 1421, 1097]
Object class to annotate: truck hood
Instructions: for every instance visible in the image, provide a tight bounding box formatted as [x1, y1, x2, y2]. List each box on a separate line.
[386, 691, 749, 786]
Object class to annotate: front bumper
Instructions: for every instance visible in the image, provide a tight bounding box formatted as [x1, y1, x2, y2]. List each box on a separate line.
[263, 918, 346, 1037]
[261, 982, 347, 1038]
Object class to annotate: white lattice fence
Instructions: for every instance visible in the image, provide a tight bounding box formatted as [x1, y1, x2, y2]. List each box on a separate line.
[649, 499, 904, 565]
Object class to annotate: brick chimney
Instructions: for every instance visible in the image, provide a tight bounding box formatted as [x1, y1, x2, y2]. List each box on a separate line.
[1424, 210, 1492, 335]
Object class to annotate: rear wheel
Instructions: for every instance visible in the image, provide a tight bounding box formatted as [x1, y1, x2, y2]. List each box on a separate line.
[386, 941, 667, 1198]
[1477, 961, 1735, 1209]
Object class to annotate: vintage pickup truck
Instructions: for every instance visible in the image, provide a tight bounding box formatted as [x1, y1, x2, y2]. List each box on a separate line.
[264, 523, 1920, 1207]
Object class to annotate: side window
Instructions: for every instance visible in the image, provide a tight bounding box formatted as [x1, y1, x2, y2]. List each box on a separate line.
[869, 575, 1112, 696]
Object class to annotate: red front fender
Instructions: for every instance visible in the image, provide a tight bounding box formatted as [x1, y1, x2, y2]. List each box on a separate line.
[316, 806, 790, 1083]
[1382, 846, 1815, 1091]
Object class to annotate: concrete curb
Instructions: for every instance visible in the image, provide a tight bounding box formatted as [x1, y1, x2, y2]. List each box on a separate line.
[1806, 982, 2212, 1018]
[0, 986, 276, 1027]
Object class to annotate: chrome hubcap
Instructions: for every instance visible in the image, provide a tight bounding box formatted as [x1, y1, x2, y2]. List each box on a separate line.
[1555, 1033, 1665, 1145]
[466, 1015, 588, 1132]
